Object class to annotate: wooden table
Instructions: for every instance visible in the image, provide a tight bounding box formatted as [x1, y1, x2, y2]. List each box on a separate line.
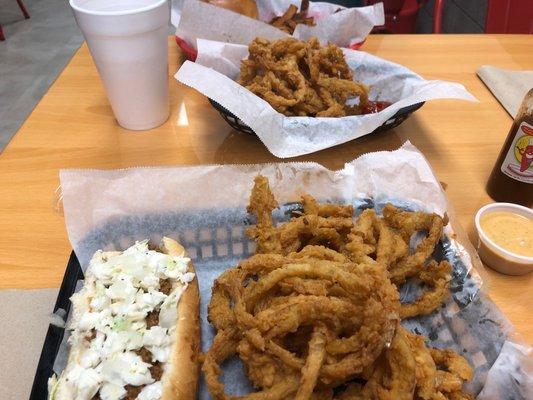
[0, 35, 531, 341]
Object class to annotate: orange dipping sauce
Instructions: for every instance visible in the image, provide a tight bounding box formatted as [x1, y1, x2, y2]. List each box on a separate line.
[479, 211, 533, 257]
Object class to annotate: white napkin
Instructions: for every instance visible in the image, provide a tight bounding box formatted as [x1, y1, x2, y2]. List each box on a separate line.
[477, 65, 533, 118]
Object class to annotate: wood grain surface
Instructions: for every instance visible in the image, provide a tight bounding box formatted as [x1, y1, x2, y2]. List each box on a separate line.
[0, 35, 531, 341]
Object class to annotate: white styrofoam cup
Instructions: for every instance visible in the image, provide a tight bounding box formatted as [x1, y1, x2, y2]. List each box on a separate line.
[70, 0, 170, 130]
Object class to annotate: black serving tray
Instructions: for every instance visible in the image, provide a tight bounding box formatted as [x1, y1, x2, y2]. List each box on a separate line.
[209, 98, 425, 136]
[30, 201, 512, 399]
[29, 252, 84, 400]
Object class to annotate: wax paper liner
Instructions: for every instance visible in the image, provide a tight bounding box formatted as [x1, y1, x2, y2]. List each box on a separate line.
[54, 143, 531, 399]
[175, 39, 477, 158]
[172, 0, 384, 49]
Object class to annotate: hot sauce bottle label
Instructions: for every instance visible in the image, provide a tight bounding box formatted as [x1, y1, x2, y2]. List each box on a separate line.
[500, 121, 533, 184]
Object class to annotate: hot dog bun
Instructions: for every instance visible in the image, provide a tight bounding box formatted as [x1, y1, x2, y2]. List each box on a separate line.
[161, 238, 200, 400]
[48, 238, 200, 400]
[205, 0, 258, 18]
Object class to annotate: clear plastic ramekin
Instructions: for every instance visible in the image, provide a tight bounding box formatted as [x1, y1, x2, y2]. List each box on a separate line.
[474, 203, 533, 275]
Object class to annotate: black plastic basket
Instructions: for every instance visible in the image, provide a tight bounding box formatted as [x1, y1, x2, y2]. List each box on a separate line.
[209, 98, 425, 136]
[29, 201, 511, 399]
[30, 199, 516, 399]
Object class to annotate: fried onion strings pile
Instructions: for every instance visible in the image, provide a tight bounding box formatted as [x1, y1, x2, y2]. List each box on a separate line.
[238, 37, 369, 117]
[203, 176, 473, 400]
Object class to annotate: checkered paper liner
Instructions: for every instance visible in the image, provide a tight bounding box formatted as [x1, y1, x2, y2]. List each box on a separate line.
[47, 198, 520, 399]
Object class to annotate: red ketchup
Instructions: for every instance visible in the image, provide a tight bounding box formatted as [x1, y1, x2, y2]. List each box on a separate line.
[362, 101, 391, 114]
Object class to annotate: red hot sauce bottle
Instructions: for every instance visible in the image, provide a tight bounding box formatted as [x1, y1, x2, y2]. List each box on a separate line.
[486, 89, 533, 207]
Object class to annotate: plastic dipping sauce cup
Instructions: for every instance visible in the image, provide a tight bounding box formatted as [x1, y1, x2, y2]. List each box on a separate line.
[474, 203, 533, 275]
[70, 0, 170, 130]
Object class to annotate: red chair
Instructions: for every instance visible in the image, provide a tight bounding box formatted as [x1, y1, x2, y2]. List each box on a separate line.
[0, 0, 31, 41]
[430, 0, 532, 34]
[485, 0, 533, 33]
[366, 0, 532, 34]
[365, 0, 444, 33]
